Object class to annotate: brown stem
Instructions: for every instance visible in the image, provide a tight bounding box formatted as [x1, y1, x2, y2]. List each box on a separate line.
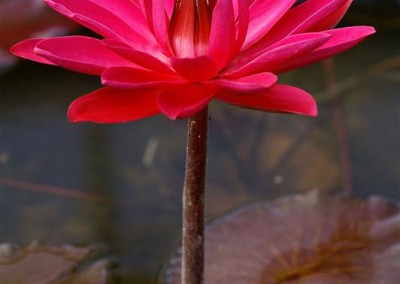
[182, 106, 208, 284]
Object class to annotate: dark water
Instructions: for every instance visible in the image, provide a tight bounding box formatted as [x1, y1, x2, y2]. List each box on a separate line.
[0, 7, 399, 284]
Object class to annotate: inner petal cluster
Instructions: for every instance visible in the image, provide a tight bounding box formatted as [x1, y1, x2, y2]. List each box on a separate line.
[168, 0, 212, 58]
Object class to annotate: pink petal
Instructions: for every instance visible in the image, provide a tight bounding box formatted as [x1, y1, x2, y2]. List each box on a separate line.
[208, 0, 237, 69]
[68, 87, 160, 123]
[288, 0, 353, 33]
[272, 26, 376, 73]
[43, 0, 156, 48]
[164, 0, 175, 18]
[212, 72, 277, 93]
[243, 0, 296, 49]
[234, 0, 250, 50]
[102, 39, 173, 74]
[216, 84, 317, 116]
[10, 39, 55, 65]
[102, 67, 181, 90]
[171, 56, 218, 81]
[225, 32, 330, 77]
[151, 0, 170, 53]
[34, 36, 134, 75]
[308, 0, 353, 31]
[157, 83, 215, 119]
[140, 0, 170, 53]
[263, 0, 352, 44]
[89, 0, 150, 33]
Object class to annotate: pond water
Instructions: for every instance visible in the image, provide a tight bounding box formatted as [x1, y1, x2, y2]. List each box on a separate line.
[0, 4, 399, 284]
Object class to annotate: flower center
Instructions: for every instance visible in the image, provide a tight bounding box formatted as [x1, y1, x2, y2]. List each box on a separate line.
[168, 0, 213, 58]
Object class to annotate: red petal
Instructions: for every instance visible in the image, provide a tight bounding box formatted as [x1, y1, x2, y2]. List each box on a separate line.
[157, 83, 215, 119]
[140, 0, 169, 53]
[102, 67, 181, 90]
[216, 84, 317, 116]
[102, 39, 173, 74]
[209, 0, 237, 69]
[34, 36, 133, 75]
[288, 0, 353, 33]
[212, 72, 277, 93]
[226, 33, 330, 77]
[10, 39, 55, 65]
[261, 0, 352, 45]
[164, 0, 175, 18]
[234, 0, 250, 50]
[243, 0, 296, 49]
[44, 0, 155, 48]
[68, 87, 160, 123]
[171, 56, 218, 81]
[273, 26, 376, 73]
[309, 0, 353, 31]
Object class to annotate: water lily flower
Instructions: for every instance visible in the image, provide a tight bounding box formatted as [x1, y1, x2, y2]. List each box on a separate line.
[10, 0, 375, 123]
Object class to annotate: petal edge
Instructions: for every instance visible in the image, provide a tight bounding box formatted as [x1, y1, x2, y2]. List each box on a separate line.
[157, 83, 215, 119]
[216, 84, 318, 116]
[68, 87, 160, 123]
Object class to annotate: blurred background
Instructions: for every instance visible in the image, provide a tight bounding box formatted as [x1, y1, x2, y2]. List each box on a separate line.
[0, 0, 399, 283]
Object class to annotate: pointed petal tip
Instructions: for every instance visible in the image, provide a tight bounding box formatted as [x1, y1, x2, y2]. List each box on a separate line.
[163, 111, 180, 120]
[9, 38, 55, 65]
[365, 25, 377, 35]
[171, 56, 218, 81]
[67, 116, 83, 123]
[352, 25, 377, 37]
[308, 105, 318, 117]
[67, 87, 160, 124]
[157, 83, 214, 120]
[67, 99, 86, 123]
[42, 0, 54, 7]
[9, 43, 19, 56]
[276, 100, 318, 117]
[157, 98, 202, 120]
[9, 40, 29, 56]
[351, 25, 377, 39]
[301, 93, 318, 117]
[43, 0, 72, 18]
[216, 84, 318, 117]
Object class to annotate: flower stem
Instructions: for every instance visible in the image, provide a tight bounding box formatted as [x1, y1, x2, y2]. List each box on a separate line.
[182, 106, 208, 284]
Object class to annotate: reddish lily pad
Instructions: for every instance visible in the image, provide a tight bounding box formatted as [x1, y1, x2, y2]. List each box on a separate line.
[166, 192, 400, 284]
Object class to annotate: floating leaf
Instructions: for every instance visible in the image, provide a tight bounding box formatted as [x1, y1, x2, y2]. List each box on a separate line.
[0, 242, 118, 284]
[58, 258, 119, 284]
[166, 192, 400, 283]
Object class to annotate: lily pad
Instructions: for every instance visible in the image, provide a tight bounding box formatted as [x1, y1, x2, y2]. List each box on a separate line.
[0, 242, 118, 284]
[165, 192, 400, 284]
